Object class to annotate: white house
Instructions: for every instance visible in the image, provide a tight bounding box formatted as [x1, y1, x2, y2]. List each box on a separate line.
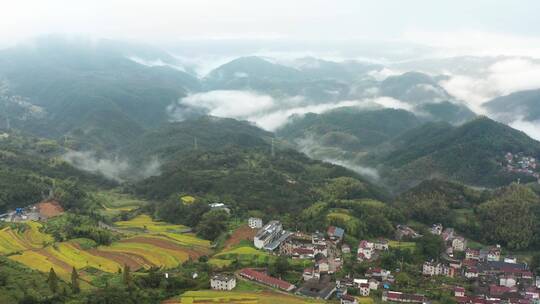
[452, 237, 467, 252]
[210, 274, 236, 291]
[248, 217, 263, 229]
[500, 276, 517, 288]
[359, 283, 370, 296]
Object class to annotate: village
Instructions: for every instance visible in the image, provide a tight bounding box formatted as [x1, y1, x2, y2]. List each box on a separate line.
[209, 218, 540, 304]
[503, 152, 540, 181]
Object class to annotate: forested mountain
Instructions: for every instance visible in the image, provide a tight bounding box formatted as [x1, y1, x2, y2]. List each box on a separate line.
[125, 116, 387, 214]
[484, 89, 540, 122]
[203, 56, 354, 101]
[0, 37, 200, 150]
[369, 117, 540, 191]
[0, 131, 113, 213]
[133, 147, 387, 215]
[123, 116, 273, 163]
[379, 72, 452, 104]
[278, 108, 422, 152]
[394, 180, 540, 250]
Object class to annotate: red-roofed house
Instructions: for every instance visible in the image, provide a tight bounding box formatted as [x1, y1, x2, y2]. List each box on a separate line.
[341, 294, 358, 304]
[382, 291, 427, 303]
[239, 268, 295, 291]
[360, 283, 370, 296]
[455, 286, 465, 297]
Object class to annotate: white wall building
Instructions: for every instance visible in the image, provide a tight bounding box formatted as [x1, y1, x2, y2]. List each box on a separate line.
[210, 274, 236, 291]
[248, 217, 263, 229]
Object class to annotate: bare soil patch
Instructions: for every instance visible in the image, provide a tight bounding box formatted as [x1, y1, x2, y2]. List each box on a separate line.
[224, 225, 257, 249]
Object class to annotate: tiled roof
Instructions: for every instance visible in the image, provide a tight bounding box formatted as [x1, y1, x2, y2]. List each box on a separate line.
[239, 268, 294, 291]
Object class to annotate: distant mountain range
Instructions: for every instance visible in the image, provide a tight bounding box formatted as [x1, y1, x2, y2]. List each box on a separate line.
[2, 38, 540, 194]
[484, 89, 540, 123]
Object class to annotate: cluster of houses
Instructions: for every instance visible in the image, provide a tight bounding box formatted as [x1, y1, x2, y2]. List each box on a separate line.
[357, 238, 389, 262]
[421, 224, 540, 304]
[336, 267, 395, 301]
[210, 218, 540, 304]
[503, 152, 540, 179]
[395, 224, 422, 240]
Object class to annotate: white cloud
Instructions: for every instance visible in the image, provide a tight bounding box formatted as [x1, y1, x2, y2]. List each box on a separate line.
[368, 68, 402, 81]
[172, 90, 412, 131]
[402, 30, 540, 58]
[180, 90, 276, 118]
[128, 56, 186, 72]
[510, 119, 540, 141]
[371, 96, 413, 111]
[62, 150, 161, 181]
[440, 58, 540, 114]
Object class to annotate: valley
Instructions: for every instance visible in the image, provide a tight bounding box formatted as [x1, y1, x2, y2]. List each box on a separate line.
[1, 35, 540, 304]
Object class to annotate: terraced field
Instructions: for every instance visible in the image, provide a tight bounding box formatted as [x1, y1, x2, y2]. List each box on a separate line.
[1, 214, 211, 284]
[96, 191, 147, 217]
[169, 290, 325, 304]
[115, 215, 190, 233]
[0, 222, 53, 254]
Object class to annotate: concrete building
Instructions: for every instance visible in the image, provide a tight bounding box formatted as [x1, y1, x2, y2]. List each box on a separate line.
[210, 273, 236, 291]
[253, 221, 283, 249]
[248, 217, 263, 229]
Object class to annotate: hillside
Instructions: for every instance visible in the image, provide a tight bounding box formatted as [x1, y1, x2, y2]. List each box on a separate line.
[202, 56, 354, 102]
[123, 116, 273, 164]
[0, 37, 201, 150]
[379, 72, 452, 104]
[278, 108, 421, 152]
[484, 89, 540, 122]
[369, 117, 540, 191]
[0, 131, 114, 213]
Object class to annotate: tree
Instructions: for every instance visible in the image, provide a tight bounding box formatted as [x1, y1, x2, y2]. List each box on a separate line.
[269, 256, 289, 277]
[123, 264, 132, 287]
[71, 267, 80, 293]
[417, 234, 444, 260]
[530, 253, 540, 274]
[47, 268, 58, 294]
[196, 209, 229, 240]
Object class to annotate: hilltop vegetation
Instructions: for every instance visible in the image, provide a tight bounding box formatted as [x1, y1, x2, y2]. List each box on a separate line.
[395, 180, 540, 250]
[484, 89, 540, 122]
[134, 147, 386, 215]
[369, 117, 540, 191]
[0, 132, 114, 213]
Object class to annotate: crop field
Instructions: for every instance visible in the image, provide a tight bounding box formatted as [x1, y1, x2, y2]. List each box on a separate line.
[181, 195, 196, 205]
[170, 290, 325, 304]
[0, 222, 53, 254]
[115, 215, 189, 233]
[1, 214, 212, 286]
[357, 296, 375, 304]
[388, 240, 417, 250]
[96, 191, 147, 217]
[326, 210, 361, 234]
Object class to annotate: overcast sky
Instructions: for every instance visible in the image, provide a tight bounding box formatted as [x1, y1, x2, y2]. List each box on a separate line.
[2, 0, 540, 57]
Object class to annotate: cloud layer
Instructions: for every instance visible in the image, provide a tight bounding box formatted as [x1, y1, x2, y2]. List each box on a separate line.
[440, 58, 540, 114]
[171, 90, 410, 131]
[62, 150, 161, 182]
